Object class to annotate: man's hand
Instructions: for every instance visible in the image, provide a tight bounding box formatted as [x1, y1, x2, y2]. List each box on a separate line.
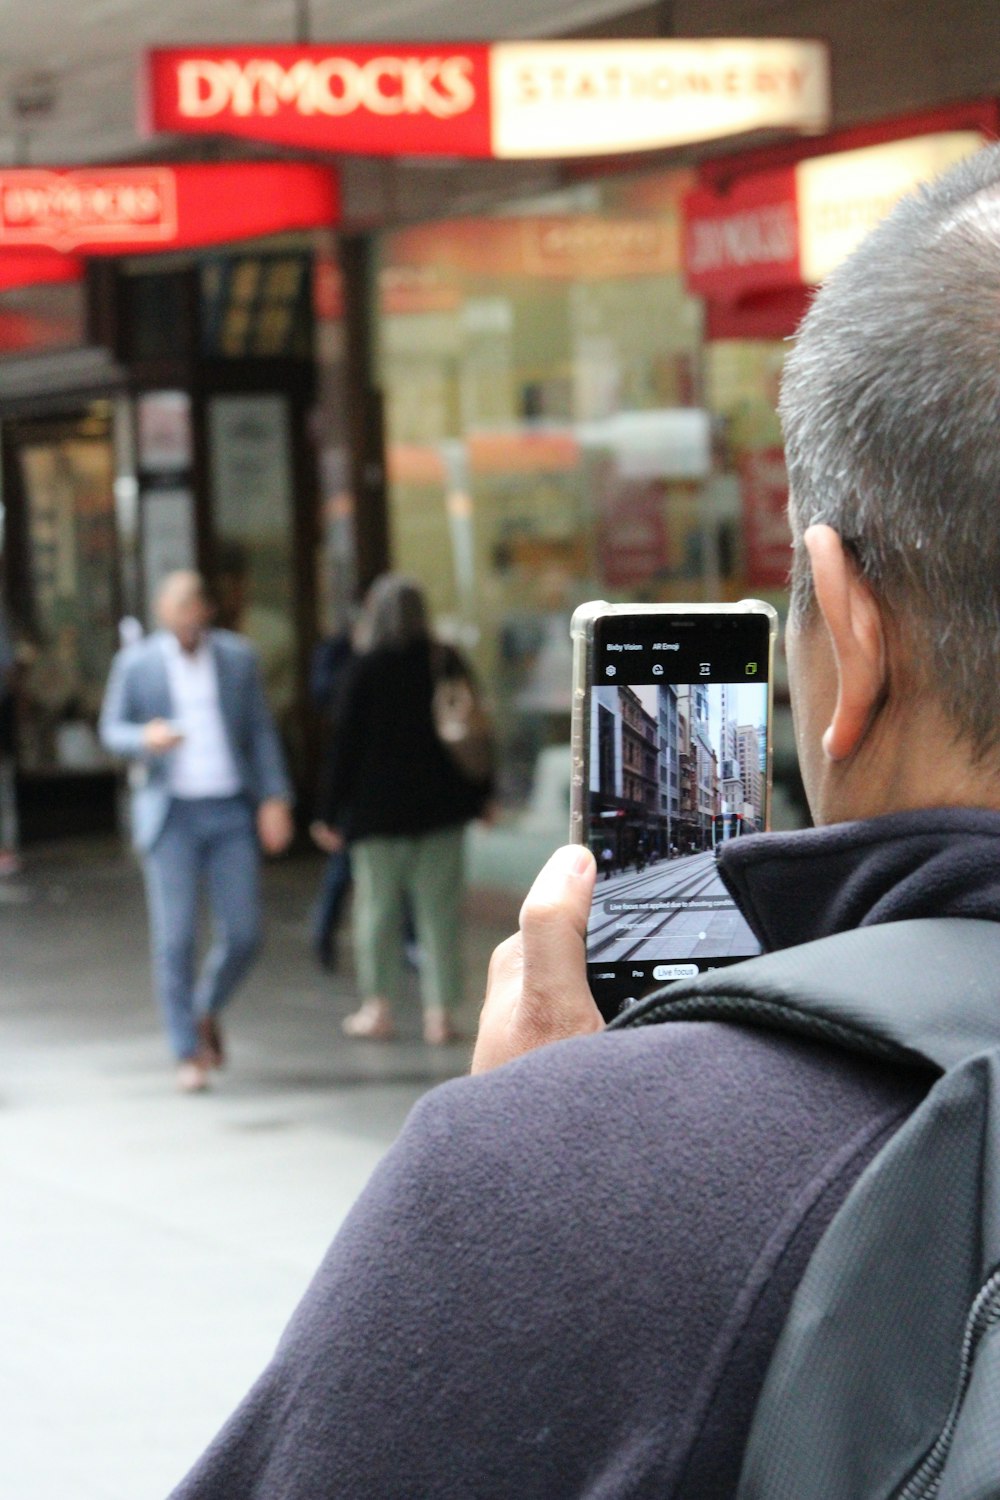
[472, 845, 602, 1074]
[310, 820, 345, 855]
[143, 718, 184, 753]
[257, 798, 294, 856]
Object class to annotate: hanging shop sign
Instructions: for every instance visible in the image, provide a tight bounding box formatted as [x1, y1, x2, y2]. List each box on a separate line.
[490, 42, 829, 160]
[683, 129, 984, 300]
[796, 130, 983, 283]
[0, 249, 83, 290]
[0, 163, 339, 255]
[144, 39, 830, 159]
[683, 169, 799, 300]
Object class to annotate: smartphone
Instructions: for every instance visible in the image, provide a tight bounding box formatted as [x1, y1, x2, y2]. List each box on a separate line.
[570, 599, 778, 1023]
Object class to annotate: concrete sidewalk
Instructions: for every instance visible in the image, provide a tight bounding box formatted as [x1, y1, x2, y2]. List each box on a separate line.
[0, 839, 519, 1500]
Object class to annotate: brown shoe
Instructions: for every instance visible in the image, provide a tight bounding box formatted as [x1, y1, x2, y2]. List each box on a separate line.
[176, 1059, 210, 1094]
[197, 1015, 225, 1069]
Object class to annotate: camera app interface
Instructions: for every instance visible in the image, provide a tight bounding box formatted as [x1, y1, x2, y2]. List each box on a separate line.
[586, 614, 769, 1017]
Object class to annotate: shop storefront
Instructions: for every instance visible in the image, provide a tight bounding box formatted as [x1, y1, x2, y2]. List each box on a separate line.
[0, 164, 339, 834]
[1, 33, 996, 850]
[374, 101, 996, 828]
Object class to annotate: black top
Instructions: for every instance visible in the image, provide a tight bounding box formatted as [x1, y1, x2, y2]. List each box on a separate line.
[168, 810, 1000, 1500]
[319, 639, 489, 841]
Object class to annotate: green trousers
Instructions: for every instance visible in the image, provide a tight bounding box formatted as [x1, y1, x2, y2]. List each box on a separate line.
[351, 824, 466, 1013]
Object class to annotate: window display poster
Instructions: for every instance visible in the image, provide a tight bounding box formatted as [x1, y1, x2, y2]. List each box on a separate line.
[208, 394, 291, 537]
[137, 390, 193, 473]
[598, 481, 670, 589]
[142, 487, 196, 624]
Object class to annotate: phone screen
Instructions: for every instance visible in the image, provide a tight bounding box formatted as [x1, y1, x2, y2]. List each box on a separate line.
[584, 609, 771, 1021]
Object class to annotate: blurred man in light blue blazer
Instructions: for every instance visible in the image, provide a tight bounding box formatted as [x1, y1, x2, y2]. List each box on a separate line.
[100, 571, 293, 1092]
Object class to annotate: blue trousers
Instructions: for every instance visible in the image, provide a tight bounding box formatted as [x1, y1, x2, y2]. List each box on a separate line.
[142, 796, 261, 1060]
[311, 848, 353, 962]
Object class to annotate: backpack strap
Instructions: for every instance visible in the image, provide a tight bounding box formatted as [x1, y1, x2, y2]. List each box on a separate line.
[610, 917, 1000, 1075]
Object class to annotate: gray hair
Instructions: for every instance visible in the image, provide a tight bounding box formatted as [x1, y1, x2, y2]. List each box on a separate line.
[354, 573, 430, 653]
[781, 143, 1000, 757]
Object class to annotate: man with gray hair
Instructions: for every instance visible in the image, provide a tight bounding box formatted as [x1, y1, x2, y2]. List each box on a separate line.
[101, 571, 292, 1093]
[169, 148, 1000, 1494]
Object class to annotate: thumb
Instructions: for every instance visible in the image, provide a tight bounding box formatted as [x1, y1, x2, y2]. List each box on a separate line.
[520, 842, 595, 930]
[518, 844, 597, 1027]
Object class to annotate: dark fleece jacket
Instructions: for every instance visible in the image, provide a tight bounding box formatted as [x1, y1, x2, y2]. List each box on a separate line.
[168, 810, 1000, 1500]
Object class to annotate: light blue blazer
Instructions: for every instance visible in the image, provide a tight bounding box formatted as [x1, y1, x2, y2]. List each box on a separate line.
[99, 629, 291, 852]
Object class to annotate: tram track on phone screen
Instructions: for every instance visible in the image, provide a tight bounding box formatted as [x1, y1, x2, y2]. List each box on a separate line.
[588, 853, 728, 962]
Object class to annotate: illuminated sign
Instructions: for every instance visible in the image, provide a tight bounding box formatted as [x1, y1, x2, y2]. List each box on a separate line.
[176, 54, 476, 119]
[683, 130, 985, 297]
[145, 39, 830, 159]
[147, 45, 493, 156]
[796, 131, 984, 283]
[0, 249, 83, 290]
[683, 169, 799, 299]
[0, 162, 339, 255]
[0, 168, 177, 252]
[489, 41, 829, 159]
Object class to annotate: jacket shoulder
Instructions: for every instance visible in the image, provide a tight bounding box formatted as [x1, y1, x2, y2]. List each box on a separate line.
[210, 630, 262, 672]
[112, 634, 165, 676]
[212, 629, 261, 659]
[211, 628, 253, 653]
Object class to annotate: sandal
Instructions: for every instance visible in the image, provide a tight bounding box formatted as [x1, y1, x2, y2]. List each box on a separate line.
[342, 998, 395, 1040]
[423, 1009, 461, 1046]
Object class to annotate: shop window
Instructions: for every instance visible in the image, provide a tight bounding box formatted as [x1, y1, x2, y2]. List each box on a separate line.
[207, 394, 297, 741]
[201, 253, 313, 360]
[11, 407, 119, 775]
[122, 270, 195, 363]
[376, 169, 802, 834]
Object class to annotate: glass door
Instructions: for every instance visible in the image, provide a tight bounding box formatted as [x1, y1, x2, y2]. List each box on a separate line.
[10, 404, 120, 777]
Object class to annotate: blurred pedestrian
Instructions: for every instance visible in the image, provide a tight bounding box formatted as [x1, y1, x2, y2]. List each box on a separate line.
[312, 574, 491, 1044]
[308, 626, 355, 969]
[0, 588, 20, 878]
[99, 571, 293, 1093]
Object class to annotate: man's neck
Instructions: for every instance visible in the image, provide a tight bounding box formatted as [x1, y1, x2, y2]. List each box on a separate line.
[169, 631, 207, 658]
[814, 702, 1000, 824]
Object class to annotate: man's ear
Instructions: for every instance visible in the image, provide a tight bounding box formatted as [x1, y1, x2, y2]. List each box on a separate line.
[803, 524, 886, 762]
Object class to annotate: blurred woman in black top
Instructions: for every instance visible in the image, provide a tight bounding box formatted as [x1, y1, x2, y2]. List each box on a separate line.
[312, 575, 490, 1043]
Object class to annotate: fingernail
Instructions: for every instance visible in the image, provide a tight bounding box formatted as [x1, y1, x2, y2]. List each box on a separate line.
[554, 844, 592, 876]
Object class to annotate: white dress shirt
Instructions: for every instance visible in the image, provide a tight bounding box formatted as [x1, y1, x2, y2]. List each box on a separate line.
[162, 635, 242, 800]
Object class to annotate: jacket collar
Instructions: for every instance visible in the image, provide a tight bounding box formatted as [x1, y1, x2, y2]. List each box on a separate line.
[717, 807, 1000, 953]
[157, 628, 216, 662]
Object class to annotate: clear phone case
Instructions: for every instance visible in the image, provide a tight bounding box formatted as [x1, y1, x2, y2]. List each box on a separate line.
[569, 598, 779, 847]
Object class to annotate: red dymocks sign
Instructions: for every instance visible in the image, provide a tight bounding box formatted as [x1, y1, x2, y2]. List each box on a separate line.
[682, 169, 800, 301]
[0, 249, 84, 289]
[145, 40, 830, 159]
[0, 163, 339, 254]
[147, 45, 493, 156]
